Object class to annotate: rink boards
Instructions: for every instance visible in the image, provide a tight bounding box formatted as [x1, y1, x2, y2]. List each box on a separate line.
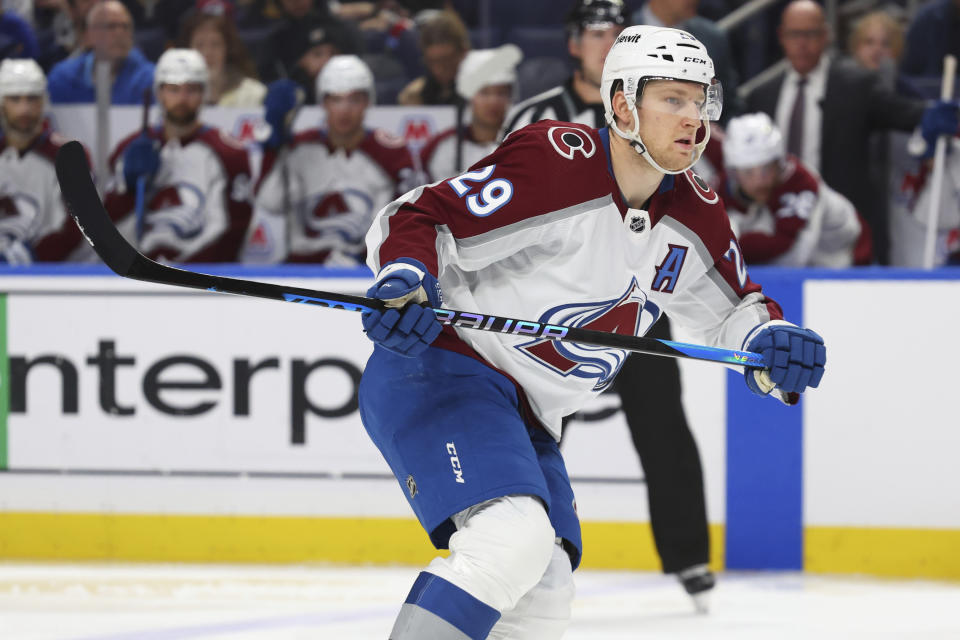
[0, 266, 957, 579]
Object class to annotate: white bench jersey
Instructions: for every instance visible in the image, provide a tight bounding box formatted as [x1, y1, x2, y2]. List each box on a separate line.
[106, 125, 253, 263]
[248, 128, 416, 265]
[0, 129, 87, 261]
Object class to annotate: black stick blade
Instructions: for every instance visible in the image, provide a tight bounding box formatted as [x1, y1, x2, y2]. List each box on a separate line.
[56, 140, 138, 277]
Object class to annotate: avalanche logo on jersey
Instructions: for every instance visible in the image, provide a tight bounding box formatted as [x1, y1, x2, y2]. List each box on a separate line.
[300, 188, 375, 242]
[547, 126, 596, 160]
[0, 189, 39, 239]
[146, 183, 206, 239]
[516, 278, 661, 391]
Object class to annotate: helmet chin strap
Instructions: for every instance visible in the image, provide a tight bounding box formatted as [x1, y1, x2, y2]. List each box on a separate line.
[609, 104, 711, 175]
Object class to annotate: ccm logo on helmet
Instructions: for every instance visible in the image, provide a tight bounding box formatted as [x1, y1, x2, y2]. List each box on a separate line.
[683, 57, 709, 65]
[548, 126, 596, 160]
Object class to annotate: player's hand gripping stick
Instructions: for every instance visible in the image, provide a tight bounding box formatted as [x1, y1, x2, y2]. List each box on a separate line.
[362, 260, 444, 357]
[744, 324, 826, 403]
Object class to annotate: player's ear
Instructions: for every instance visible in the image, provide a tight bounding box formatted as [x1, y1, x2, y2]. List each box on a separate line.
[611, 90, 634, 129]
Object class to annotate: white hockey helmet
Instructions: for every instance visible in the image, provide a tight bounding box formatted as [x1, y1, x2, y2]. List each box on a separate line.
[723, 112, 785, 169]
[154, 48, 209, 93]
[316, 55, 375, 104]
[456, 45, 522, 100]
[0, 58, 46, 98]
[600, 25, 723, 174]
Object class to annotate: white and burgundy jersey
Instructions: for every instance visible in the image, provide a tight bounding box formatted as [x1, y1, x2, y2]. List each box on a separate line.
[0, 129, 87, 262]
[246, 128, 417, 265]
[105, 125, 253, 263]
[368, 121, 785, 439]
[718, 155, 864, 268]
[898, 141, 960, 266]
[420, 126, 498, 183]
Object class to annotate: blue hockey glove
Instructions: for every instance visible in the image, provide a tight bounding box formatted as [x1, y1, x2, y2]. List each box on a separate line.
[744, 324, 826, 400]
[361, 259, 443, 358]
[122, 135, 160, 192]
[261, 79, 304, 149]
[920, 100, 960, 159]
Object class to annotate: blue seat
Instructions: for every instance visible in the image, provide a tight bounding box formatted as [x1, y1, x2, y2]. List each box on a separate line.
[469, 26, 502, 49]
[515, 56, 570, 102]
[237, 25, 276, 58]
[491, 0, 563, 26]
[362, 54, 409, 105]
[134, 27, 167, 63]
[505, 26, 567, 61]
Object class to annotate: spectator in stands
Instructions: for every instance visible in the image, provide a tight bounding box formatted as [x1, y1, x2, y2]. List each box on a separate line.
[718, 112, 869, 267]
[34, 0, 96, 69]
[847, 9, 921, 97]
[257, 0, 360, 89]
[182, 11, 266, 106]
[397, 9, 468, 106]
[745, 0, 959, 264]
[900, 0, 960, 77]
[0, 4, 39, 61]
[632, 0, 742, 121]
[0, 59, 89, 263]
[420, 44, 521, 181]
[47, 0, 154, 103]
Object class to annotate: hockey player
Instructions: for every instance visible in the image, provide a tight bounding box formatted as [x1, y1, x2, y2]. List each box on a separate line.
[719, 112, 868, 267]
[420, 46, 521, 182]
[359, 25, 826, 639]
[0, 59, 88, 264]
[246, 55, 417, 265]
[501, 0, 717, 606]
[105, 49, 253, 263]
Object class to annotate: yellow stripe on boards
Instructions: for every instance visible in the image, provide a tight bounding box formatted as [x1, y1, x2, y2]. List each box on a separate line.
[0, 513, 443, 564]
[0, 513, 725, 571]
[805, 526, 960, 580]
[5, 514, 957, 581]
[579, 522, 725, 572]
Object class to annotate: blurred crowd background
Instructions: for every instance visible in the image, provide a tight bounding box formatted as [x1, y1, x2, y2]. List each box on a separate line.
[0, 0, 958, 269]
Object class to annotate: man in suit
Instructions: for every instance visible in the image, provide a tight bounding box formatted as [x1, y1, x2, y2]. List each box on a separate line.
[745, 0, 958, 264]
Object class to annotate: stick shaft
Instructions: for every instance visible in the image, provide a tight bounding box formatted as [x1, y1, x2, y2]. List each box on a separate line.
[55, 140, 765, 369]
[922, 54, 957, 269]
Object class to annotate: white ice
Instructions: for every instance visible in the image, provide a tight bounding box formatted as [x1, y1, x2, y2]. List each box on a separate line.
[1, 563, 958, 639]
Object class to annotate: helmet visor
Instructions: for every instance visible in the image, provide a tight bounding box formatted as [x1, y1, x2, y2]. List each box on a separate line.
[637, 77, 723, 122]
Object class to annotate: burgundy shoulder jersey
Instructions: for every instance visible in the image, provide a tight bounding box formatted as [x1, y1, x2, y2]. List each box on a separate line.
[719, 154, 862, 267]
[105, 125, 253, 263]
[0, 129, 89, 262]
[420, 126, 498, 183]
[368, 121, 785, 437]
[245, 128, 417, 265]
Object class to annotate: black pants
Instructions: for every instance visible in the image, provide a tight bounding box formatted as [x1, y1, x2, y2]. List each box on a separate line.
[614, 316, 709, 573]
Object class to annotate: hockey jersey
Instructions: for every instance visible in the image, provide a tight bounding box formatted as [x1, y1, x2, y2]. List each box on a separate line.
[105, 125, 253, 263]
[246, 128, 417, 265]
[420, 125, 498, 183]
[367, 121, 784, 438]
[0, 129, 87, 262]
[718, 155, 864, 267]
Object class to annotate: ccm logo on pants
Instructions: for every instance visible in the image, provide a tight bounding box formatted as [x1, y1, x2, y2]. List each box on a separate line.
[446, 443, 466, 484]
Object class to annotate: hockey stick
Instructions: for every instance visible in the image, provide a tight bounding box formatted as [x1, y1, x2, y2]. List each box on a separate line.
[922, 54, 957, 269]
[55, 140, 764, 369]
[134, 87, 152, 247]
